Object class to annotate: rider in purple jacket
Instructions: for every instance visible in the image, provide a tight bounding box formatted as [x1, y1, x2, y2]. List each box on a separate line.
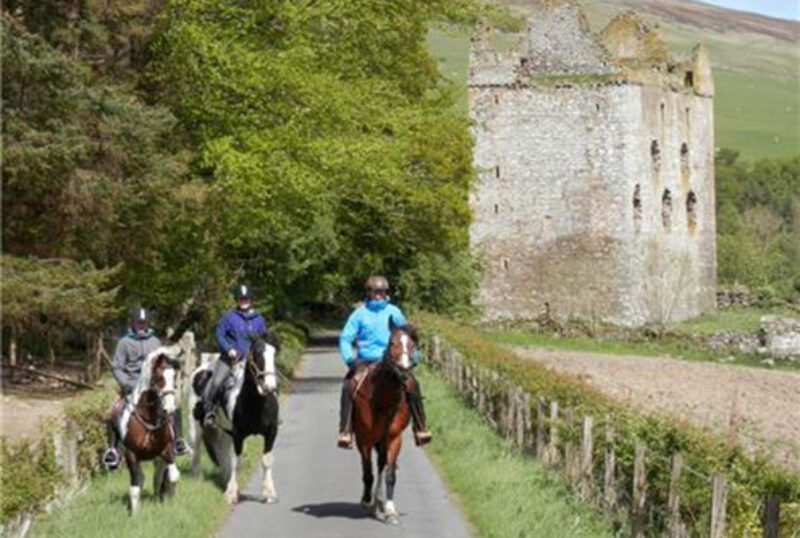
[193, 284, 268, 426]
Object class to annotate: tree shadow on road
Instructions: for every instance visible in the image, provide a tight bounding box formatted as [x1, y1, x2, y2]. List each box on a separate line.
[292, 502, 376, 520]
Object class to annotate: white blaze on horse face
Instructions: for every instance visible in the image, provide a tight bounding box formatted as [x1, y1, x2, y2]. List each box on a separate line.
[162, 367, 177, 413]
[263, 344, 277, 393]
[399, 333, 412, 370]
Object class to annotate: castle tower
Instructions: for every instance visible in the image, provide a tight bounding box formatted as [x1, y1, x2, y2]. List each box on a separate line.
[469, 1, 716, 326]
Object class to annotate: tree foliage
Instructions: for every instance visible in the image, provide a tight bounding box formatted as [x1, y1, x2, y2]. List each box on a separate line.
[716, 151, 800, 302]
[150, 0, 482, 314]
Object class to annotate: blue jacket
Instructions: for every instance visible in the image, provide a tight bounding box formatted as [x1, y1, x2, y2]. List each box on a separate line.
[339, 300, 412, 366]
[216, 308, 267, 357]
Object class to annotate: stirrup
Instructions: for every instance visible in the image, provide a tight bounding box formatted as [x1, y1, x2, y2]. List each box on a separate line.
[337, 432, 354, 450]
[174, 438, 192, 457]
[103, 447, 120, 469]
[414, 430, 432, 446]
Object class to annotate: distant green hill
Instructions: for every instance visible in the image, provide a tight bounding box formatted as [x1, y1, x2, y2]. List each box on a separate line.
[427, 0, 800, 160]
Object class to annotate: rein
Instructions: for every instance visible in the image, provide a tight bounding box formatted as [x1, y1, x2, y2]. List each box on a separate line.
[133, 394, 167, 432]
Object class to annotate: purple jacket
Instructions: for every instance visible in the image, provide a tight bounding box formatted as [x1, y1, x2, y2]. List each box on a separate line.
[216, 308, 267, 357]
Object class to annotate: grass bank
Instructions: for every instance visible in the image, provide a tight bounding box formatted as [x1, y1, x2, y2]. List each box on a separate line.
[418, 365, 616, 538]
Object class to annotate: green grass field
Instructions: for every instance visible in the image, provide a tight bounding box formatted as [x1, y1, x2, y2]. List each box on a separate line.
[418, 366, 616, 538]
[426, 27, 800, 161]
[28, 439, 262, 538]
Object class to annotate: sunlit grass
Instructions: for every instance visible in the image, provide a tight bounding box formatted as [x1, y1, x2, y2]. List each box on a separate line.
[419, 366, 617, 538]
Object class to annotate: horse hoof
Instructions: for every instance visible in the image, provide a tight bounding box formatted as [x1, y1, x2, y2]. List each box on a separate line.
[261, 495, 278, 504]
[386, 514, 400, 525]
[225, 492, 239, 505]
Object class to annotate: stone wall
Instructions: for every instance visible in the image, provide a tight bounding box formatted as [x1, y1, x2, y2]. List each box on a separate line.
[469, 1, 716, 326]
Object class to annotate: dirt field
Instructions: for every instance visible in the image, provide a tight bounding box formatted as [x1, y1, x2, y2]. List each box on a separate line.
[512, 347, 800, 472]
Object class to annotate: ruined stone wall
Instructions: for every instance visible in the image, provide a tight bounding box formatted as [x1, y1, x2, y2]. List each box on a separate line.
[469, 4, 716, 326]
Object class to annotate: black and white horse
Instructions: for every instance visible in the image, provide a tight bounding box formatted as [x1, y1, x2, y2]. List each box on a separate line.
[188, 334, 280, 504]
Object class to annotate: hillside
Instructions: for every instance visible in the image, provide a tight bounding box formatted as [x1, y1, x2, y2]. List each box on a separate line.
[428, 0, 800, 160]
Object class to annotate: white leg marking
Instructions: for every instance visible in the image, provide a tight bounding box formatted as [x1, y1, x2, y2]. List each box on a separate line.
[261, 452, 277, 503]
[168, 463, 180, 483]
[129, 486, 141, 515]
[373, 469, 385, 512]
[224, 453, 238, 504]
[384, 500, 397, 517]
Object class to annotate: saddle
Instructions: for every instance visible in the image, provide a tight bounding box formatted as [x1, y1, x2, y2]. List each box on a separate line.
[347, 362, 377, 399]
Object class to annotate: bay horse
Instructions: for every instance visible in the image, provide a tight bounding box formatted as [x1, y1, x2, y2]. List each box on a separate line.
[188, 333, 280, 504]
[352, 321, 418, 525]
[112, 348, 182, 515]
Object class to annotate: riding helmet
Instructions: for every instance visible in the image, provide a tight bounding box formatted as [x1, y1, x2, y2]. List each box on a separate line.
[233, 284, 253, 301]
[130, 306, 151, 324]
[365, 275, 389, 292]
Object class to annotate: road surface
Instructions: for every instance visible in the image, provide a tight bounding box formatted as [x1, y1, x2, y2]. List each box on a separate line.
[217, 334, 473, 537]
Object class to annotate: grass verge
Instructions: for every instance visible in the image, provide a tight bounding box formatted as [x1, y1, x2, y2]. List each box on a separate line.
[418, 365, 616, 538]
[28, 441, 261, 538]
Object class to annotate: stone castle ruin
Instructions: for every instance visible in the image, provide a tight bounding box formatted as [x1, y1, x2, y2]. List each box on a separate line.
[469, 0, 716, 326]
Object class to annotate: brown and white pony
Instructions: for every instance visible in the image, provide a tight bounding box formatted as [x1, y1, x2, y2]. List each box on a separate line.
[352, 321, 417, 525]
[113, 348, 181, 514]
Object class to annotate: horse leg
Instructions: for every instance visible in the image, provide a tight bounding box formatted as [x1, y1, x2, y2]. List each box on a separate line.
[373, 442, 387, 516]
[359, 445, 374, 511]
[125, 452, 143, 516]
[383, 434, 403, 525]
[154, 459, 165, 501]
[224, 437, 242, 504]
[260, 426, 278, 503]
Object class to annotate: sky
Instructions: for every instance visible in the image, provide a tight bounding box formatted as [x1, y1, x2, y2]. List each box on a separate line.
[700, 0, 800, 21]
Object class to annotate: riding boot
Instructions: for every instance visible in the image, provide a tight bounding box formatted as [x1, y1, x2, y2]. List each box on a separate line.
[171, 410, 190, 456]
[408, 377, 432, 446]
[102, 419, 121, 469]
[337, 381, 354, 449]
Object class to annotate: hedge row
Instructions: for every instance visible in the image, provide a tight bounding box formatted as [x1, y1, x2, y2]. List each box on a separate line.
[418, 313, 800, 536]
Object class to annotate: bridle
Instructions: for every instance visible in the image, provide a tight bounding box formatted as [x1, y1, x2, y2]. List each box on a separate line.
[133, 359, 177, 432]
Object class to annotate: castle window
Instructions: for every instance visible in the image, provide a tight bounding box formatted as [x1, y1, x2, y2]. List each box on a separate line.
[520, 58, 528, 68]
[493, 203, 499, 215]
[633, 184, 642, 232]
[495, 166, 501, 179]
[680, 143, 689, 175]
[662, 189, 673, 231]
[660, 102, 665, 125]
[686, 191, 697, 233]
[684, 71, 694, 88]
[502, 258, 509, 271]
[494, 93, 500, 105]
[651, 140, 661, 172]
[596, 103, 600, 113]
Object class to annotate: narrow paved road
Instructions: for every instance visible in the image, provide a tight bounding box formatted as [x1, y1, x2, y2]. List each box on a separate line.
[217, 334, 473, 538]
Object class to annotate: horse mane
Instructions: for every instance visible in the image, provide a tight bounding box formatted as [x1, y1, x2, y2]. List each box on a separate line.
[132, 346, 182, 404]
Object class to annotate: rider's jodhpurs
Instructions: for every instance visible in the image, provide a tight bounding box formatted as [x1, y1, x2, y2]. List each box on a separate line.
[202, 356, 232, 410]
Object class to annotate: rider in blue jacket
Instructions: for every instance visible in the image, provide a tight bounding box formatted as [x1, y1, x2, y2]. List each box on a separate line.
[337, 275, 432, 448]
[193, 284, 268, 426]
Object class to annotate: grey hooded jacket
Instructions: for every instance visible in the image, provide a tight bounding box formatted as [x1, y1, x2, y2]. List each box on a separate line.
[111, 329, 161, 394]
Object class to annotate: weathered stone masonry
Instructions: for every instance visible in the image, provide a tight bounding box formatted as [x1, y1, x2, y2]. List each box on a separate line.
[469, 1, 716, 326]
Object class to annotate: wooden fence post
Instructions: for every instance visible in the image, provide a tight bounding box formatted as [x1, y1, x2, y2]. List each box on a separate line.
[763, 494, 780, 538]
[547, 401, 560, 465]
[431, 336, 440, 366]
[536, 398, 547, 460]
[564, 409, 579, 485]
[710, 473, 728, 538]
[632, 440, 647, 538]
[603, 421, 616, 515]
[580, 415, 594, 500]
[668, 453, 684, 538]
[520, 391, 531, 450]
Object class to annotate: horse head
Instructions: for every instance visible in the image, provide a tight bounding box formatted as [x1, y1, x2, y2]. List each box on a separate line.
[385, 319, 417, 378]
[137, 348, 181, 414]
[247, 333, 278, 396]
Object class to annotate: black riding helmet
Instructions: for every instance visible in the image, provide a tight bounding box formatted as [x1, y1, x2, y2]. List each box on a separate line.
[233, 284, 253, 301]
[129, 306, 151, 325]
